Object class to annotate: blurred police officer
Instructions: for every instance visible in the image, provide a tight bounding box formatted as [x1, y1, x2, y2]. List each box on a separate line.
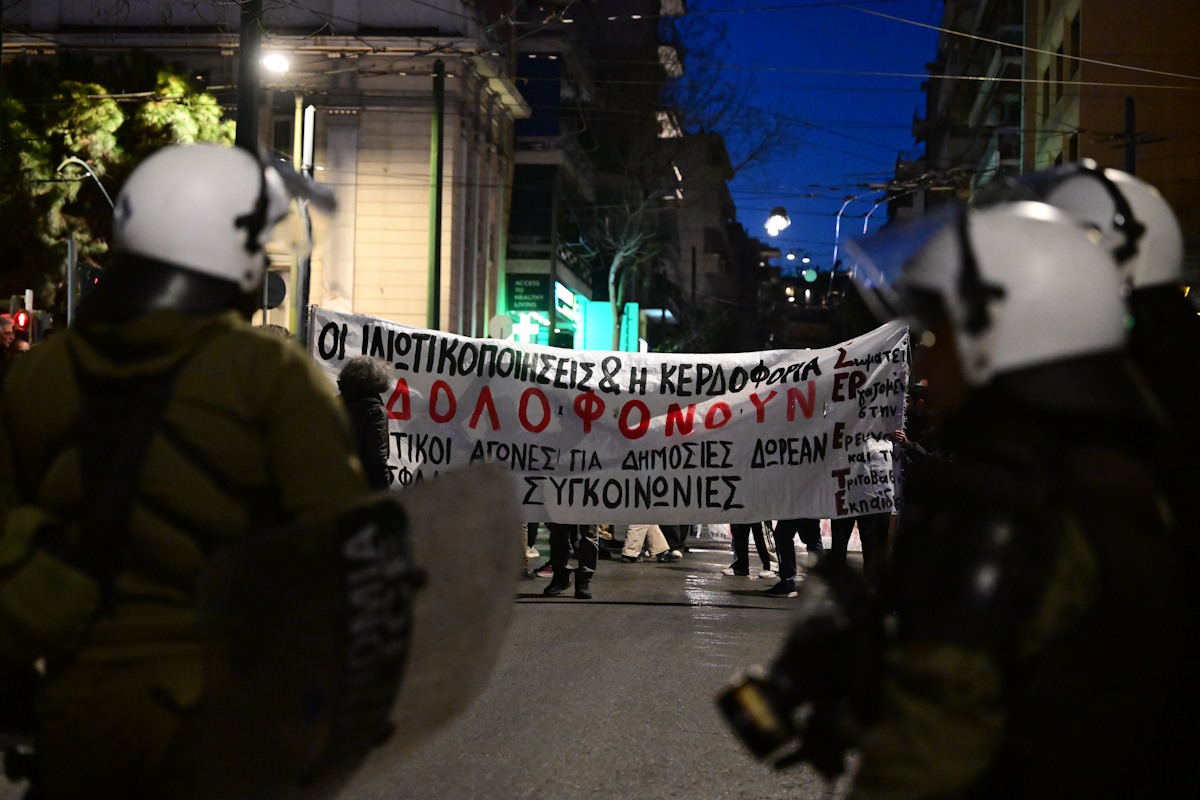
[0, 144, 379, 798]
[981, 160, 1199, 538]
[844, 201, 1198, 799]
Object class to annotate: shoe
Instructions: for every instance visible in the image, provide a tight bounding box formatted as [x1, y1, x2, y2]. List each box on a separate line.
[655, 550, 682, 563]
[525, 547, 540, 559]
[519, 568, 536, 580]
[535, 562, 554, 578]
[670, 549, 683, 558]
[574, 569, 592, 600]
[721, 566, 749, 577]
[759, 568, 777, 579]
[764, 580, 799, 598]
[620, 554, 639, 563]
[543, 570, 572, 596]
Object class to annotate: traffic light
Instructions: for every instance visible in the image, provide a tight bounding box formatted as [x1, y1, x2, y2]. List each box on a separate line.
[7, 294, 50, 343]
[80, 265, 103, 303]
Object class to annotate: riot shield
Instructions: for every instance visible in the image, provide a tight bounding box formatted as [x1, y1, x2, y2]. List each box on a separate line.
[343, 463, 521, 789]
[193, 464, 519, 799]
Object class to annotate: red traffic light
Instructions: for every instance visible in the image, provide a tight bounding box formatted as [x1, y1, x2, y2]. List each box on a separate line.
[13, 310, 30, 331]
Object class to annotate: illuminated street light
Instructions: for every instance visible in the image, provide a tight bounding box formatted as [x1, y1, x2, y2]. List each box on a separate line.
[765, 206, 790, 237]
[262, 52, 290, 73]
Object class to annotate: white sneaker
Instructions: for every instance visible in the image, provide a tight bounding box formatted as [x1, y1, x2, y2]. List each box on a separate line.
[525, 547, 540, 559]
[721, 566, 748, 576]
[759, 569, 777, 579]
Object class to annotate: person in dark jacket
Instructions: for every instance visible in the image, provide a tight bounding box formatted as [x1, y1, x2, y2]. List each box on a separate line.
[338, 355, 394, 490]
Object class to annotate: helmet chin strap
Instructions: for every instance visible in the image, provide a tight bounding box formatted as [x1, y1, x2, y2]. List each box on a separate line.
[233, 149, 270, 257]
[1076, 160, 1146, 265]
[78, 254, 252, 321]
[955, 208, 1006, 335]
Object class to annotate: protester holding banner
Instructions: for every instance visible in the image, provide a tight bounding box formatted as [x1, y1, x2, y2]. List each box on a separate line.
[338, 355, 395, 490]
[762, 518, 823, 598]
[620, 523, 675, 563]
[829, 513, 889, 589]
[724, 522, 775, 578]
[308, 306, 908, 529]
[839, 201, 1199, 798]
[543, 523, 599, 599]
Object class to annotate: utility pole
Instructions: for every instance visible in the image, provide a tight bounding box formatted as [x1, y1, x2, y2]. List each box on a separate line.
[427, 60, 445, 330]
[235, 0, 263, 150]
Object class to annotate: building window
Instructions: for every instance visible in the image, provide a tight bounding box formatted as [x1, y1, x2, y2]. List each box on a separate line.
[1069, 11, 1081, 74]
[1055, 44, 1064, 100]
[1042, 67, 1051, 119]
[273, 118, 294, 161]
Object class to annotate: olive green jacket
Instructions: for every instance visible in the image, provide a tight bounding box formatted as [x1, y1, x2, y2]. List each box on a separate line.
[0, 309, 369, 660]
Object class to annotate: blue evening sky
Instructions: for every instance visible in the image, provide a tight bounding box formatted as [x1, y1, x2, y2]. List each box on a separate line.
[707, 0, 943, 272]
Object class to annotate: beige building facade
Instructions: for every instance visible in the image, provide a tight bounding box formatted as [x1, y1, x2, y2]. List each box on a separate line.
[3, 0, 530, 334]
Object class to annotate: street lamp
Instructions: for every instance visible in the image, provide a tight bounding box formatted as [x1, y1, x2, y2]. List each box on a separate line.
[829, 192, 879, 293]
[56, 157, 114, 210]
[765, 206, 790, 237]
[262, 52, 290, 73]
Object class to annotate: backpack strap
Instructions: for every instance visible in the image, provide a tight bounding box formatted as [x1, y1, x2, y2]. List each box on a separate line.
[69, 351, 188, 614]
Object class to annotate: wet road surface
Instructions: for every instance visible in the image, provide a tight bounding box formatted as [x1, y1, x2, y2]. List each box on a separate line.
[345, 536, 853, 800]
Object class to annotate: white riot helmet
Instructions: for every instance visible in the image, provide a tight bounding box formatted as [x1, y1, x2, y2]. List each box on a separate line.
[112, 144, 329, 292]
[983, 160, 1183, 289]
[849, 202, 1128, 387]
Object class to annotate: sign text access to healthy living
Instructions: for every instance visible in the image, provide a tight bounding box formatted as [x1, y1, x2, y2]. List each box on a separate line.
[310, 308, 909, 524]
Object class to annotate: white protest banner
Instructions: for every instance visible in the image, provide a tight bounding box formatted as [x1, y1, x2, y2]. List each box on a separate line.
[310, 307, 909, 524]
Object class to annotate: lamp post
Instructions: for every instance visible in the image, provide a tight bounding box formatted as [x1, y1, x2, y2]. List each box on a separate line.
[56, 157, 114, 209]
[235, 0, 263, 150]
[57, 157, 114, 326]
[829, 195, 864, 293]
[260, 53, 315, 340]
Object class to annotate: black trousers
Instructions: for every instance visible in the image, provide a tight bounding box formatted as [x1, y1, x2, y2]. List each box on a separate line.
[730, 522, 772, 574]
[547, 523, 598, 576]
[659, 524, 691, 551]
[773, 518, 823, 582]
[829, 513, 889, 585]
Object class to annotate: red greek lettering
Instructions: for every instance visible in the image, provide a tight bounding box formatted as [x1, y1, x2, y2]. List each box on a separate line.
[573, 390, 605, 434]
[519, 387, 551, 433]
[429, 380, 456, 424]
[468, 386, 501, 431]
[386, 378, 411, 420]
[618, 400, 651, 440]
[787, 381, 816, 420]
[749, 391, 777, 423]
[664, 403, 696, 436]
[705, 402, 732, 429]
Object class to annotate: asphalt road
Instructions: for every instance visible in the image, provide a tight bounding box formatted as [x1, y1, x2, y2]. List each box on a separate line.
[342, 535, 853, 800]
[0, 536, 856, 800]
